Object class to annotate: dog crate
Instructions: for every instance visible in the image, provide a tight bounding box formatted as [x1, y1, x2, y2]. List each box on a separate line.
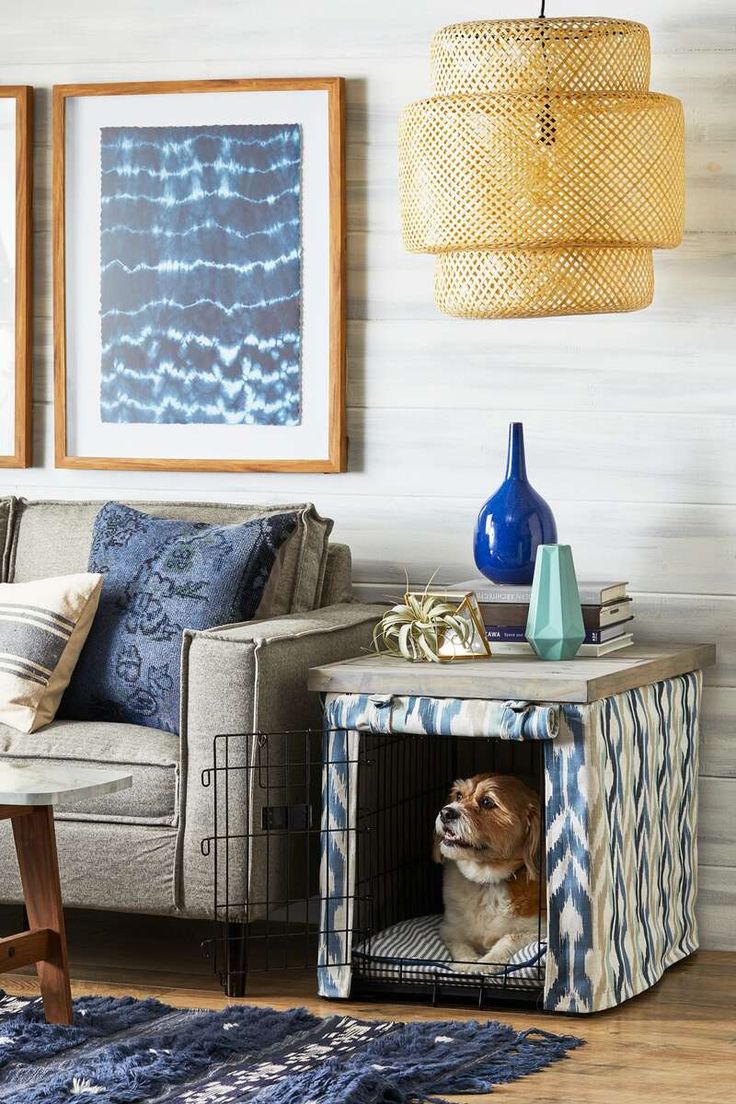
[203, 670, 702, 1014]
[202, 724, 547, 1009]
[340, 729, 547, 1007]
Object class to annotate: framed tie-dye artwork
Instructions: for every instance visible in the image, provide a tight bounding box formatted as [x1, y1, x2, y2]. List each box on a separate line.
[53, 79, 345, 472]
[0, 86, 32, 469]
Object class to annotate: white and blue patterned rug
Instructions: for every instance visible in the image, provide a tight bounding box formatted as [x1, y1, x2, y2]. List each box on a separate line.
[0, 990, 582, 1102]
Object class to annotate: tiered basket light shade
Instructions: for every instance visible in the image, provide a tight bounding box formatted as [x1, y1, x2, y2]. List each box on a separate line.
[399, 18, 685, 319]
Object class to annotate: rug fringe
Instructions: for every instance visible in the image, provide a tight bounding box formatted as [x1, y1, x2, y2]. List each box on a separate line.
[254, 1018, 583, 1103]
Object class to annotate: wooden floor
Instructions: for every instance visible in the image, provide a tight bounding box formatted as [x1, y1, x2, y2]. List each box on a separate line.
[0, 907, 733, 1103]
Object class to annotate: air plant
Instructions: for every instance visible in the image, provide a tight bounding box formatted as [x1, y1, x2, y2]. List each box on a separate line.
[372, 578, 476, 663]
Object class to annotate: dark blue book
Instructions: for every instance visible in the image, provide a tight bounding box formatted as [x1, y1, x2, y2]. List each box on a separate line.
[485, 618, 633, 645]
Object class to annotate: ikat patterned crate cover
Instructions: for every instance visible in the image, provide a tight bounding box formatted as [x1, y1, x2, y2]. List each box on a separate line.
[318, 674, 701, 1013]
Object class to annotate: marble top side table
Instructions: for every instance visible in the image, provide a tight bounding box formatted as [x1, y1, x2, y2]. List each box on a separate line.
[0, 763, 131, 1023]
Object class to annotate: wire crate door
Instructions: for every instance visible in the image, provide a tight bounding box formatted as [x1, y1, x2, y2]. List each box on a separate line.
[202, 730, 325, 996]
[317, 695, 558, 1001]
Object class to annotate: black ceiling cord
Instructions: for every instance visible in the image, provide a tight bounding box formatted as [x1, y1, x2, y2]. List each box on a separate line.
[540, 0, 546, 16]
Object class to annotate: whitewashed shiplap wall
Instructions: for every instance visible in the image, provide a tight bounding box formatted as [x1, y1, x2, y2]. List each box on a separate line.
[0, 0, 733, 949]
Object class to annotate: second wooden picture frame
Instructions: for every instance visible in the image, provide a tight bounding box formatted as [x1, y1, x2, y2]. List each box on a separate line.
[53, 78, 346, 473]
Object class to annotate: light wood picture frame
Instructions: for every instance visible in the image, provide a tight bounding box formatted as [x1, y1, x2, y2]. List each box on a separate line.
[53, 78, 346, 473]
[0, 86, 33, 469]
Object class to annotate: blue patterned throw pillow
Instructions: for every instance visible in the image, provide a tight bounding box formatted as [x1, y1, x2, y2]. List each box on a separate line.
[61, 503, 299, 733]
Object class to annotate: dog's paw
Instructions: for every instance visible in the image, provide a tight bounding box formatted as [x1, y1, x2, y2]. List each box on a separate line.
[478, 935, 530, 967]
[448, 957, 505, 977]
[447, 958, 484, 974]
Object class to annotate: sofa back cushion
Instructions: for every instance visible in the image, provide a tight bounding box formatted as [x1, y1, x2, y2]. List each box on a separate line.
[61, 503, 302, 734]
[7, 499, 332, 615]
[319, 544, 354, 606]
[0, 498, 13, 583]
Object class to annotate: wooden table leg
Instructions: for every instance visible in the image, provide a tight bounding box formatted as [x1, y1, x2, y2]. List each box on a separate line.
[12, 805, 73, 1024]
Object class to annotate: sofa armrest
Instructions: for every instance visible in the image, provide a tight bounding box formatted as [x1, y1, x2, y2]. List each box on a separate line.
[177, 601, 385, 917]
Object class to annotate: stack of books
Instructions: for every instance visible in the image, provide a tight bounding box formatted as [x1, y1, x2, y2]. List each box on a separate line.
[453, 579, 634, 657]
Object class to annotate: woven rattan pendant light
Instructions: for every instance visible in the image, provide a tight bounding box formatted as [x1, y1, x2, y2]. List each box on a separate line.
[399, 13, 685, 319]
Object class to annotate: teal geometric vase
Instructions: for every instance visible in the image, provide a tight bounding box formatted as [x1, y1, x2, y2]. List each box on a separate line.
[525, 545, 585, 661]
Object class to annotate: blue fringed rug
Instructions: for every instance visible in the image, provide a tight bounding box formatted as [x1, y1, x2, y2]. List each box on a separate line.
[0, 990, 583, 1102]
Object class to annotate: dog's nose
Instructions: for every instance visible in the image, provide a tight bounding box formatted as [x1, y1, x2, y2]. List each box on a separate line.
[440, 805, 459, 824]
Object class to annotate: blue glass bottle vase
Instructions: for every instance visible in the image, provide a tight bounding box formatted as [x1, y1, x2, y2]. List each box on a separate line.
[473, 422, 557, 585]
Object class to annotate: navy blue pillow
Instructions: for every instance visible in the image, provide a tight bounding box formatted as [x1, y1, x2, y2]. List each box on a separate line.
[62, 503, 299, 734]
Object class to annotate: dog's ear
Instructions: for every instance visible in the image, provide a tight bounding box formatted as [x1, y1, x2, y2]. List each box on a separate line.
[432, 830, 445, 864]
[522, 801, 541, 880]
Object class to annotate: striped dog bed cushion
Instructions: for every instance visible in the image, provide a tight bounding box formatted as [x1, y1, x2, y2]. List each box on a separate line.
[353, 914, 545, 990]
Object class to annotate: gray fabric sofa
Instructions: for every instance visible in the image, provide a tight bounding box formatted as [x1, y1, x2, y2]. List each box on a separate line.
[0, 497, 384, 919]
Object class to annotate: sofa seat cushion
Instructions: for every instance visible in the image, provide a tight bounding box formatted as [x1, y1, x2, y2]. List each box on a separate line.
[0, 719, 178, 826]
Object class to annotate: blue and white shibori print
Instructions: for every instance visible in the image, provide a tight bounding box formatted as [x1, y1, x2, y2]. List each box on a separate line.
[318, 673, 701, 1013]
[100, 124, 302, 427]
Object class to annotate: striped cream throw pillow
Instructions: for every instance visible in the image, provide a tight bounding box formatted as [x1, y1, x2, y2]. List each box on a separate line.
[0, 573, 103, 733]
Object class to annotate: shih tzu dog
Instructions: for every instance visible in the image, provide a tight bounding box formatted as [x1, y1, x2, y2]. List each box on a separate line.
[434, 772, 543, 971]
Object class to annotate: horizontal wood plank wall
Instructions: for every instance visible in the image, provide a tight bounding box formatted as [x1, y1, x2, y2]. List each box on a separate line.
[0, 0, 733, 949]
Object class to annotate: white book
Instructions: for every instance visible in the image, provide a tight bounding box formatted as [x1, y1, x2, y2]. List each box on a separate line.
[453, 578, 629, 605]
[490, 634, 635, 658]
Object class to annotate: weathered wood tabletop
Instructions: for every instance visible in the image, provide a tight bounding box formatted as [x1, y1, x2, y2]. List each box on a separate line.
[308, 643, 716, 704]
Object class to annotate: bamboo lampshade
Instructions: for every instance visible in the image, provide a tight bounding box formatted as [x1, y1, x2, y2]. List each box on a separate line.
[399, 17, 685, 319]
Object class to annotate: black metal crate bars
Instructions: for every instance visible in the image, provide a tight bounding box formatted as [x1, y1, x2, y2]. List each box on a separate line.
[202, 728, 545, 1007]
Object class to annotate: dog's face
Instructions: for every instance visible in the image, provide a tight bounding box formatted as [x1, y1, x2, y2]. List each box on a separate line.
[434, 773, 541, 879]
